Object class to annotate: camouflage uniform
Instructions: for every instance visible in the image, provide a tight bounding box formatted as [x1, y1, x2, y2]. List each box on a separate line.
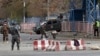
[40, 24, 48, 39]
[1, 24, 9, 42]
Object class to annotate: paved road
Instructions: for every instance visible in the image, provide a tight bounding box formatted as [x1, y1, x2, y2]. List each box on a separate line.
[0, 48, 100, 56]
[0, 33, 100, 56]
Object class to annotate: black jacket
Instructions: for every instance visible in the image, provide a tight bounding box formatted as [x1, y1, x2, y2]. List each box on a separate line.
[10, 27, 20, 39]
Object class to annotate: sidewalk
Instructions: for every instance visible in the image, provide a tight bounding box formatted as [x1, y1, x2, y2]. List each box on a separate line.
[0, 41, 33, 51]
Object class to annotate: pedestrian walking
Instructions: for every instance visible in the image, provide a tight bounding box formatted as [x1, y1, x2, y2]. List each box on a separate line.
[10, 23, 20, 51]
[1, 21, 9, 43]
[93, 19, 100, 37]
[40, 23, 48, 39]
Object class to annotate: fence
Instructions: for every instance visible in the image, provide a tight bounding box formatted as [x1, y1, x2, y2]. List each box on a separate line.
[20, 21, 94, 34]
[61, 21, 93, 34]
[20, 23, 35, 33]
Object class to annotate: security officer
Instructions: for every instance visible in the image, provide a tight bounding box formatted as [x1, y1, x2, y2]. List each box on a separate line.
[93, 19, 100, 36]
[10, 23, 20, 51]
[1, 21, 9, 43]
[40, 23, 48, 39]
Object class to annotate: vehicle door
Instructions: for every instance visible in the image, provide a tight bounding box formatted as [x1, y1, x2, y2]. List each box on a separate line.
[45, 20, 53, 31]
[52, 20, 58, 30]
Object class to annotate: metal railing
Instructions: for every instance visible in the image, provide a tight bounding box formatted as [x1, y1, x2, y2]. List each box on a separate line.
[20, 21, 94, 35]
[61, 21, 93, 34]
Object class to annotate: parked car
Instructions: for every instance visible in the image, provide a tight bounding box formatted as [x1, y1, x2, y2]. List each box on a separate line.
[33, 19, 61, 34]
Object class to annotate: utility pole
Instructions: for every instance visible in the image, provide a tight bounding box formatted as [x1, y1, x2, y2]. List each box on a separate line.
[47, 0, 50, 20]
[23, 0, 26, 23]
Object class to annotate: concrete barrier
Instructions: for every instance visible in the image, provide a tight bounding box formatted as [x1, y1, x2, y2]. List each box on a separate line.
[33, 39, 62, 51]
[65, 39, 86, 50]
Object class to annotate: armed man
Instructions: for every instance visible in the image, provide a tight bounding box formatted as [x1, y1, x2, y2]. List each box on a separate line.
[10, 23, 20, 51]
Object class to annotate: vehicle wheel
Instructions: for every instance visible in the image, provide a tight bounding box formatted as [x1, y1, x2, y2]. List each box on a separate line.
[36, 31, 40, 34]
[56, 29, 61, 32]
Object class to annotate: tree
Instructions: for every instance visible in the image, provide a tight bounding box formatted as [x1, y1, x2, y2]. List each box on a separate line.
[0, 0, 82, 19]
[1, 0, 30, 22]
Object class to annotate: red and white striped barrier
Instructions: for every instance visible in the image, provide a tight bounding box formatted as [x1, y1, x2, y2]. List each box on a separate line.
[33, 39, 50, 51]
[33, 39, 61, 51]
[65, 39, 86, 50]
[46, 41, 60, 51]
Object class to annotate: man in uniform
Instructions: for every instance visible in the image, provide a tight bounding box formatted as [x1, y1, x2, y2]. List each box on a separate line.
[1, 21, 9, 43]
[40, 23, 48, 39]
[10, 23, 20, 51]
[93, 19, 100, 37]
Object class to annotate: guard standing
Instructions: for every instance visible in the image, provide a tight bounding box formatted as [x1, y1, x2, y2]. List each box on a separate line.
[93, 20, 100, 36]
[10, 24, 20, 51]
[1, 21, 9, 43]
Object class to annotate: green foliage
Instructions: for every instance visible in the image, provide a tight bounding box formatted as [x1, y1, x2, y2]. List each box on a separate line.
[1, 0, 29, 22]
